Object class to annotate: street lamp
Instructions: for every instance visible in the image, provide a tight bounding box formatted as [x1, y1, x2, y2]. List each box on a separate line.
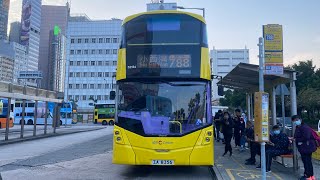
[173, 6, 205, 18]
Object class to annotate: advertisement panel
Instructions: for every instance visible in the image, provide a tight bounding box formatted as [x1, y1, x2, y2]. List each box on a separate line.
[20, 0, 31, 46]
[263, 24, 283, 75]
[254, 92, 270, 142]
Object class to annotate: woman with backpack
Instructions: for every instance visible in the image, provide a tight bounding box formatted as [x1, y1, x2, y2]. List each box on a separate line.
[292, 115, 317, 180]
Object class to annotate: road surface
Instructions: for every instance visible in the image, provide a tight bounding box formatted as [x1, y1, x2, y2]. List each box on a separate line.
[0, 127, 214, 180]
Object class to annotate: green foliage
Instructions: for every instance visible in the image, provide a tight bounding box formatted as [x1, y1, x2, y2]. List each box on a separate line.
[219, 89, 246, 109]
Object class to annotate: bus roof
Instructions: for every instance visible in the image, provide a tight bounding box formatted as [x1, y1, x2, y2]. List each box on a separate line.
[123, 10, 206, 25]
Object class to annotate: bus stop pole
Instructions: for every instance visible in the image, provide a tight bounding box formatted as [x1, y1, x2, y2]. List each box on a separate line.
[20, 99, 26, 138]
[5, 98, 11, 141]
[53, 103, 57, 133]
[290, 72, 299, 176]
[258, 37, 266, 180]
[44, 101, 48, 135]
[247, 94, 251, 121]
[272, 87, 277, 126]
[33, 100, 38, 136]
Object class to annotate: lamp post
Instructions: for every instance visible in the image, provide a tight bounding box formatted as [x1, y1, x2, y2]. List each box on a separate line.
[173, 6, 205, 18]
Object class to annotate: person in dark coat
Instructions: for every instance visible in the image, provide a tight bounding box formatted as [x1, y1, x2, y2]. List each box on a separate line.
[233, 109, 245, 148]
[264, 125, 290, 172]
[222, 112, 234, 156]
[214, 110, 223, 142]
[292, 115, 317, 180]
[244, 121, 259, 165]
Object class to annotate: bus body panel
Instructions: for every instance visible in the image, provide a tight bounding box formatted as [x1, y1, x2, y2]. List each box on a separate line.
[113, 125, 213, 165]
[200, 47, 211, 80]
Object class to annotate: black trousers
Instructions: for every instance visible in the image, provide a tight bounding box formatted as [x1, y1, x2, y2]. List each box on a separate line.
[301, 153, 314, 177]
[215, 125, 220, 140]
[249, 142, 260, 162]
[234, 132, 241, 146]
[224, 136, 232, 153]
[265, 149, 283, 171]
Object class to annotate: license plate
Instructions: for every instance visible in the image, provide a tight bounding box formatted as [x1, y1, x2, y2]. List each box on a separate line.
[151, 160, 174, 165]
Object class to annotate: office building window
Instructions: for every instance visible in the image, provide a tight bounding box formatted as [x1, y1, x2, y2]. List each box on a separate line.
[92, 38, 96, 43]
[106, 49, 111, 54]
[105, 61, 110, 66]
[76, 84, 80, 89]
[91, 72, 95, 77]
[91, 61, 95, 66]
[82, 95, 87, 100]
[76, 72, 81, 77]
[68, 95, 73, 100]
[77, 61, 81, 66]
[85, 38, 89, 43]
[84, 50, 88, 54]
[99, 38, 103, 43]
[105, 84, 110, 89]
[83, 72, 87, 77]
[77, 39, 82, 43]
[70, 50, 74, 55]
[113, 61, 117, 66]
[68, 84, 73, 89]
[71, 39, 75, 43]
[112, 72, 116, 77]
[106, 38, 111, 43]
[97, 84, 102, 89]
[98, 49, 103, 54]
[69, 72, 73, 77]
[97, 95, 102, 100]
[75, 95, 79, 101]
[84, 61, 88, 66]
[98, 72, 102, 77]
[70, 61, 74, 66]
[105, 72, 110, 77]
[91, 49, 95, 54]
[113, 49, 118, 54]
[77, 50, 81, 54]
[98, 61, 102, 66]
[83, 84, 87, 89]
[90, 84, 94, 89]
[113, 38, 118, 43]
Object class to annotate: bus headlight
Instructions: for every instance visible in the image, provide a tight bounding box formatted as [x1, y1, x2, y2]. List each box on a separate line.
[205, 137, 210, 142]
[207, 131, 212, 136]
[115, 131, 120, 135]
[116, 137, 121, 141]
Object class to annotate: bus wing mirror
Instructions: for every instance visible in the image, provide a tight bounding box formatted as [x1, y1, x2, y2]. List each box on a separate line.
[218, 86, 224, 96]
[110, 91, 116, 100]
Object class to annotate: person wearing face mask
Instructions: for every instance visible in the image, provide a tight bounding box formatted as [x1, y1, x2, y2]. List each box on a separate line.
[258, 125, 290, 172]
[222, 112, 234, 156]
[292, 115, 317, 180]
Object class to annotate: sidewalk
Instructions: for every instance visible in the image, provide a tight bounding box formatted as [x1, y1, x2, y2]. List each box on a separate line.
[213, 140, 320, 180]
[0, 124, 107, 146]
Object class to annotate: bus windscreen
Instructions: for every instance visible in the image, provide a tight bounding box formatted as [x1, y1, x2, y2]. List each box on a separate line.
[147, 18, 180, 31]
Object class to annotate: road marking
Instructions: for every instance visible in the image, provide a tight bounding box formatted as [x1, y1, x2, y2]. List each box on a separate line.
[226, 169, 283, 180]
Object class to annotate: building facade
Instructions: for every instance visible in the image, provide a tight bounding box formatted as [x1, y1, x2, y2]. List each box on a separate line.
[39, 4, 69, 90]
[20, 0, 42, 71]
[0, 0, 10, 39]
[146, 2, 177, 11]
[211, 48, 249, 100]
[48, 31, 67, 92]
[0, 40, 28, 84]
[65, 16, 122, 113]
[9, 21, 21, 43]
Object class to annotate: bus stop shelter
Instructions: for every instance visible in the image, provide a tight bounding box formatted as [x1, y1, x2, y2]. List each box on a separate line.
[217, 62, 299, 173]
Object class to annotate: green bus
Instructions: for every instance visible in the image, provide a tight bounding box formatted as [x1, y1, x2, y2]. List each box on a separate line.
[94, 104, 115, 125]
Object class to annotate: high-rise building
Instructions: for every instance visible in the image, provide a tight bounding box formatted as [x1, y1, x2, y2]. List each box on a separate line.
[0, 40, 28, 84]
[20, 0, 42, 71]
[48, 31, 67, 92]
[39, 4, 69, 90]
[65, 15, 122, 114]
[211, 48, 250, 100]
[0, 0, 10, 39]
[0, 40, 14, 82]
[9, 21, 21, 43]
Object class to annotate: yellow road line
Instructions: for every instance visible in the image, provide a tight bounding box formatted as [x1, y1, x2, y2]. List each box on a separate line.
[226, 169, 236, 180]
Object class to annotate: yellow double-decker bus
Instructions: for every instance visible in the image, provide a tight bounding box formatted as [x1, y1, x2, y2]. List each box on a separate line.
[112, 10, 213, 166]
[94, 103, 115, 125]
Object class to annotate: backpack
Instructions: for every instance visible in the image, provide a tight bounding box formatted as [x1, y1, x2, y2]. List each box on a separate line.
[310, 128, 320, 148]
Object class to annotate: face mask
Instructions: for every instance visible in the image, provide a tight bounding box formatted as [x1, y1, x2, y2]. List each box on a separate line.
[295, 119, 302, 126]
[273, 130, 280, 135]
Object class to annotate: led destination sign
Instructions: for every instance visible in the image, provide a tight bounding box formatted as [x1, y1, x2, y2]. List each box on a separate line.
[137, 54, 191, 68]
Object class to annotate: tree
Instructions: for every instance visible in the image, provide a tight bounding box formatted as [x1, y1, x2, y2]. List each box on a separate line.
[219, 89, 246, 110]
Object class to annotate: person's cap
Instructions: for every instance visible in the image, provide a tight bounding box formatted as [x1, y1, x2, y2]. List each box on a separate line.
[291, 115, 300, 121]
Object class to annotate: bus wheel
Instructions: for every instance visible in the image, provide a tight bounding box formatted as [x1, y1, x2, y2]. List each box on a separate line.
[27, 120, 33, 125]
[60, 120, 62, 126]
[102, 120, 107, 125]
[109, 120, 114, 126]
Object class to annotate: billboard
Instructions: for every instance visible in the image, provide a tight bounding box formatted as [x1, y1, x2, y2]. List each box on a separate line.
[20, 0, 31, 46]
[263, 24, 283, 75]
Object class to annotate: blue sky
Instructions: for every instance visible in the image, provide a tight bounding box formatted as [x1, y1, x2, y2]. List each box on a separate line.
[9, 0, 320, 67]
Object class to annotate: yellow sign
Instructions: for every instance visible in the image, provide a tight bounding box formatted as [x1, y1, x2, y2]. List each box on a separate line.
[254, 92, 269, 142]
[263, 24, 283, 51]
[265, 51, 283, 63]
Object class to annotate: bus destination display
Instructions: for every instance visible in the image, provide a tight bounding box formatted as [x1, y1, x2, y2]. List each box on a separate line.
[137, 54, 191, 68]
